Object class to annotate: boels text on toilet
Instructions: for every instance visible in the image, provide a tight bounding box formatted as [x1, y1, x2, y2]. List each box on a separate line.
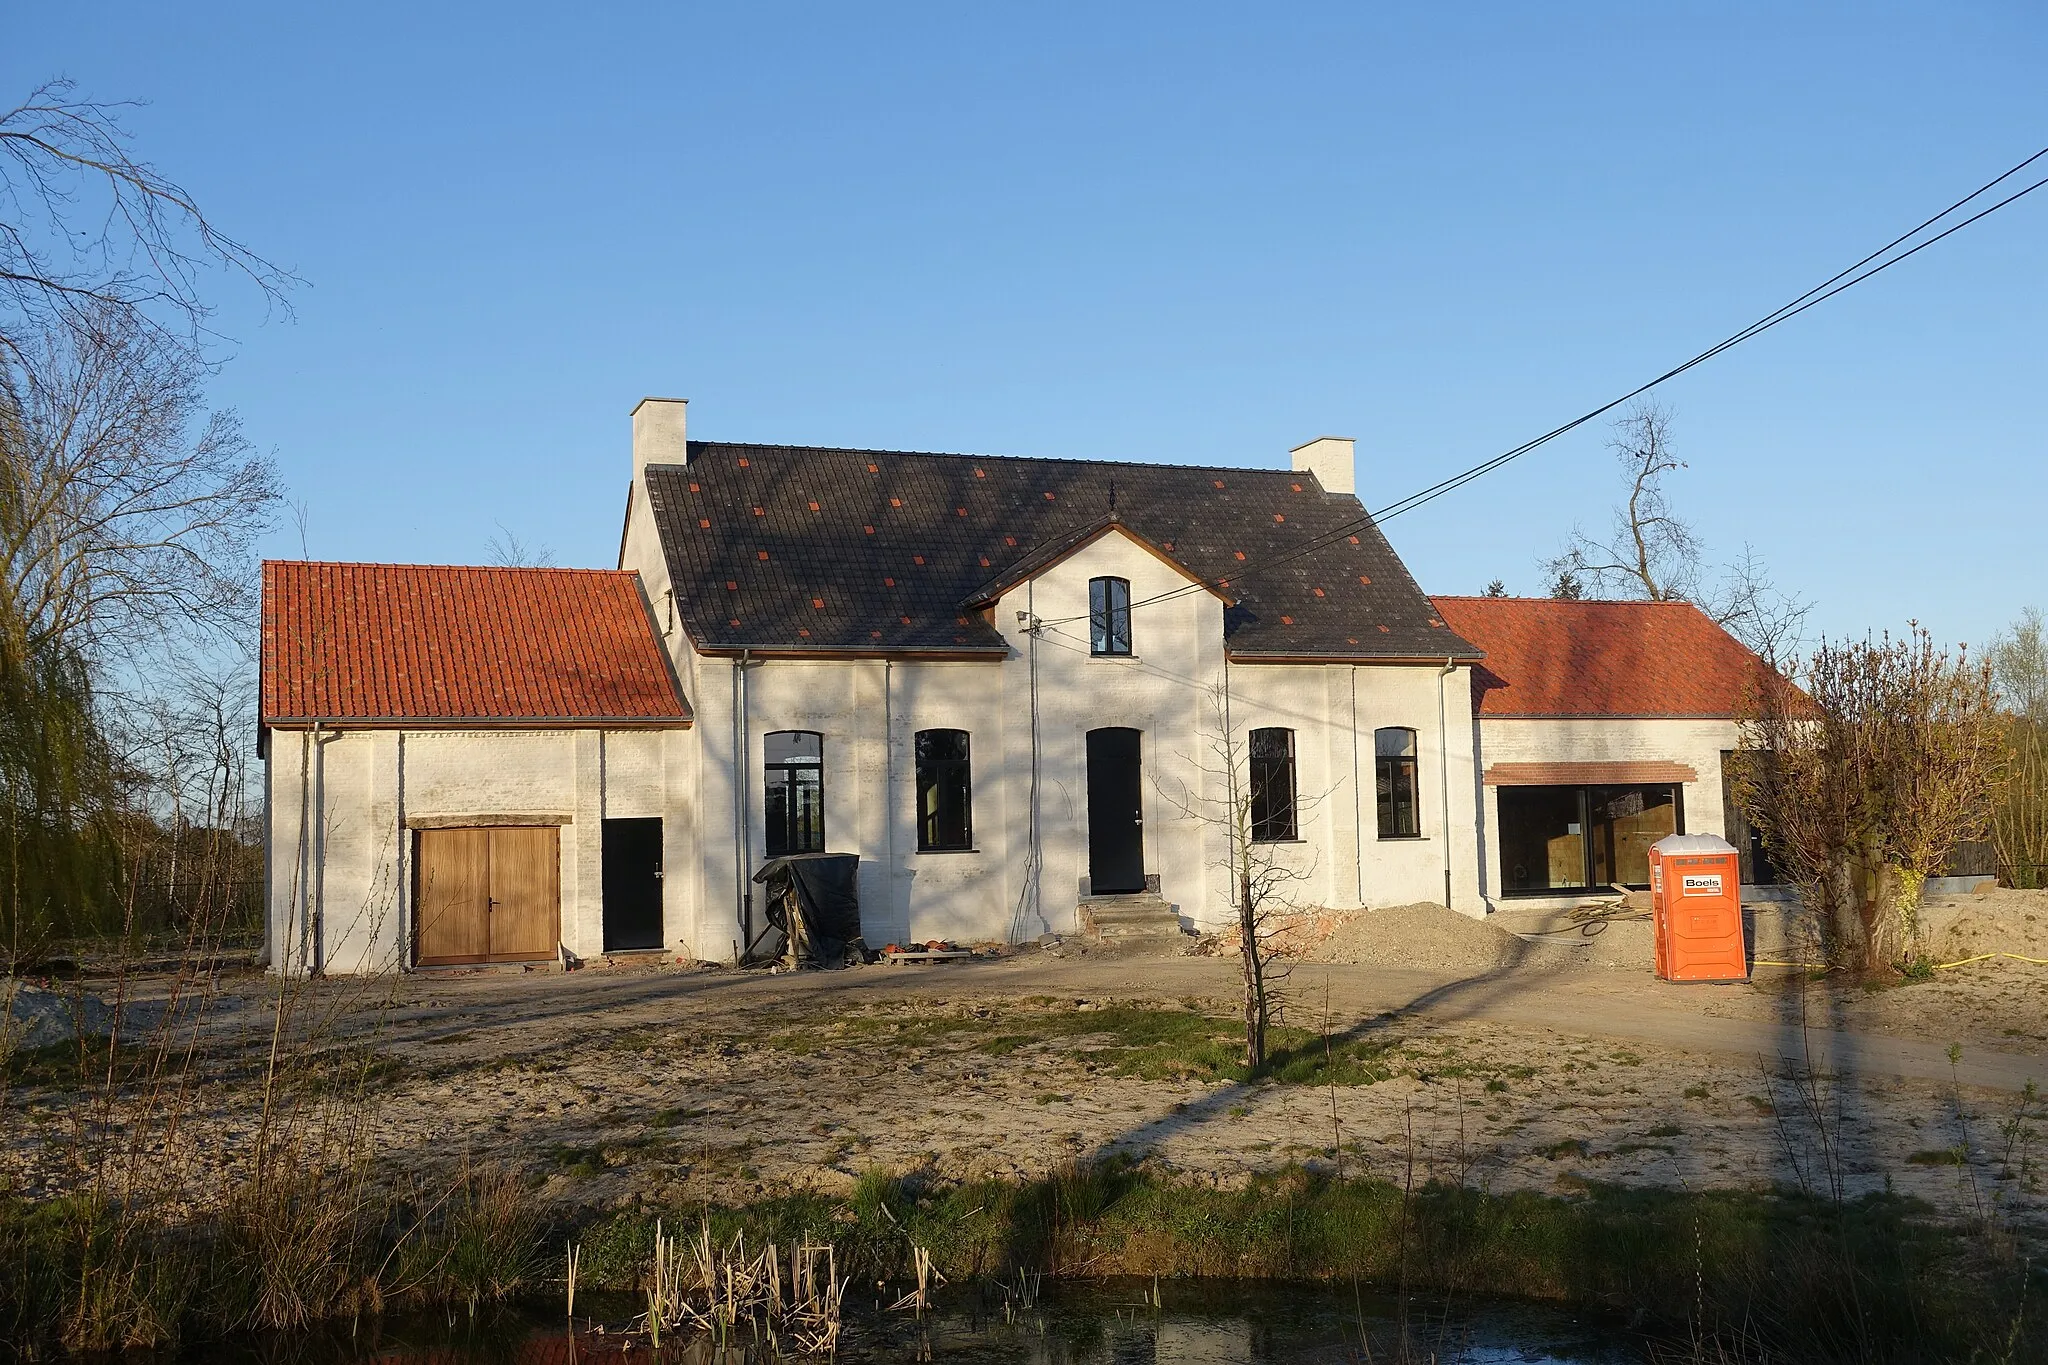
[1681, 872, 1724, 896]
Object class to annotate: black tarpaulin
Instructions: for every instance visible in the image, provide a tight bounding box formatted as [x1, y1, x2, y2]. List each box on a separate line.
[747, 853, 863, 967]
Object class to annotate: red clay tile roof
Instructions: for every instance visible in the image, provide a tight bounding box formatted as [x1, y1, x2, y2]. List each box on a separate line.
[262, 562, 690, 726]
[1432, 596, 1775, 718]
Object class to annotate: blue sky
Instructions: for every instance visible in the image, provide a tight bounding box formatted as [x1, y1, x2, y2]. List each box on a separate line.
[11, 3, 2045, 650]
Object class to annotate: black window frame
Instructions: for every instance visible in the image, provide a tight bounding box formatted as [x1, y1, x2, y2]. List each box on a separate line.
[763, 729, 824, 856]
[914, 728, 974, 852]
[1496, 783, 1686, 896]
[1089, 576, 1132, 656]
[1248, 727, 1298, 843]
[1375, 727, 1421, 840]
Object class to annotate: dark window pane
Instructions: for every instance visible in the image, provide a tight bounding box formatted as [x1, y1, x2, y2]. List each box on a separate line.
[1374, 728, 1420, 838]
[1090, 577, 1131, 656]
[1497, 786, 1587, 891]
[915, 729, 968, 764]
[1589, 785, 1677, 887]
[1248, 727, 1296, 842]
[765, 730, 824, 855]
[915, 728, 972, 851]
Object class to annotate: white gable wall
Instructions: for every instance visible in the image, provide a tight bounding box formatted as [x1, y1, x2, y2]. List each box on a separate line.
[659, 529, 1491, 956]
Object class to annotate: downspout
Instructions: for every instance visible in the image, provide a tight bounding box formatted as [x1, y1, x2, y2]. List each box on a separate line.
[295, 729, 313, 973]
[883, 659, 894, 937]
[1350, 665, 1364, 906]
[1437, 658, 1456, 909]
[311, 723, 341, 974]
[733, 651, 752, 956]
[1028, 583, 1042, 935]
[395, 731, 407, 971]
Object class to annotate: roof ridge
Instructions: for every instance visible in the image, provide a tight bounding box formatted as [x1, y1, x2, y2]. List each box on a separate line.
[669, 439, 1335, 480]
[264, 560, 640, 577]
[1431, 594, 1704, 607]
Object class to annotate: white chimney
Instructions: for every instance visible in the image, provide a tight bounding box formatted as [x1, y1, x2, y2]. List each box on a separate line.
[1290, 435, 1355, 496]
[632, 397, 689, 480]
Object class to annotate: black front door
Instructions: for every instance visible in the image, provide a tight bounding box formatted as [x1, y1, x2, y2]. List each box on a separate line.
[1086, 727, 1146, 894]
[601, 817, 664, 951]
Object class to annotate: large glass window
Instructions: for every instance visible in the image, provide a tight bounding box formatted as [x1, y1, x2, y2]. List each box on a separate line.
[764, 730, 823, 856]
[1498, 784, 1681, 894]
[915, 729, 973, 851]
[1375, 728, 1420, 839]
[1248, 728, 1297, 842]
[1090, 577, 1132, 656]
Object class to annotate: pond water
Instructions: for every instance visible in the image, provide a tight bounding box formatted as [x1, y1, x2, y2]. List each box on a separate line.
[174, 1283, 1649, 1363]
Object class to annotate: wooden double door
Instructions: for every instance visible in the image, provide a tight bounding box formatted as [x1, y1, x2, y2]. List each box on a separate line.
[415, 826, 561, 966]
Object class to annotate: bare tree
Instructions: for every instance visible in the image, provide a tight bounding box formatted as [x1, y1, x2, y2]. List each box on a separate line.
[1542, 402, 1808, 660]
[1705, 544, 1812, 669]
[1, 79, 295, 360]
[1164, 684, 1315, 1068]
[1988, 607, 2048, 724]
[485, 524, 554, 569]
[1543, 401, 1700, 602]
[0, 78, 289, 945]
[1988, 607, 2048, 887]
[1732, 627, 2006, 972]
[1, 306, 279, 665]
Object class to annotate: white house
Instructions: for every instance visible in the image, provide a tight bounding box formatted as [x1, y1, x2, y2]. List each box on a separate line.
[260, 398, 1780, 974]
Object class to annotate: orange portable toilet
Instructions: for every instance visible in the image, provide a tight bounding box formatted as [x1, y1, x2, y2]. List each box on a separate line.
[1649, 833, 1748, 983]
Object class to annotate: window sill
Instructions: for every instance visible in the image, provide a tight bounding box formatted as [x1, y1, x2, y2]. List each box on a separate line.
[1376, 834, 1427, 842]
[1251, 837, 1306, 846]
[1089, 654, 1140, 661]
[915, 847, 980, 855]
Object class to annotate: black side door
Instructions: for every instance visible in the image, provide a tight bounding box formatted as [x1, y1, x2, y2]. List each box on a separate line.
[601, 817, 664, 951]
[1086, 727, 1146, 894]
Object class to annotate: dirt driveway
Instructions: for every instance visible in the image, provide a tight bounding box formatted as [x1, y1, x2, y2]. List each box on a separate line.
[9, 895, 2047, 1236]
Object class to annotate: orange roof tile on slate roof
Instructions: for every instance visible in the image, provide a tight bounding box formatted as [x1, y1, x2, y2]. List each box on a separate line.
[261, 562, 690, 726]
[1432, 596, 1777, 719]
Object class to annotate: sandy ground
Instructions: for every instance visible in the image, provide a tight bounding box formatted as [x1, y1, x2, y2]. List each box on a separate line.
[6, 890, 2048, 1239]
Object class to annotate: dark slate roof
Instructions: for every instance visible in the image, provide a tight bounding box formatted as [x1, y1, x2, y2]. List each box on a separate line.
[645, 442, 1482, 660]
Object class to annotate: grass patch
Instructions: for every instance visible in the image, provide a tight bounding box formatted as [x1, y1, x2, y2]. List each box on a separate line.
[1905, 1148, 1968, 1167]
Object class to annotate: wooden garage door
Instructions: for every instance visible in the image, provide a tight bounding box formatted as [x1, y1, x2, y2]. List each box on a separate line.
[415, 826, 560, 966]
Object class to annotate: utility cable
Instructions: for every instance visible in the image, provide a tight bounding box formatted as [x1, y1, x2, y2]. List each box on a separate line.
[1033, 143, 2048, 630]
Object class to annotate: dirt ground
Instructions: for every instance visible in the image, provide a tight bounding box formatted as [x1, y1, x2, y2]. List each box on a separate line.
[7, 890, 2048, 1238]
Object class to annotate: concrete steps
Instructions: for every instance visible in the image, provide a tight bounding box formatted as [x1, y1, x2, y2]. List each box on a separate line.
[1077, 894, 1185, 940]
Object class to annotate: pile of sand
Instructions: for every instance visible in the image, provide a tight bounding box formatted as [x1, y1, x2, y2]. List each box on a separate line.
[1271, 902, 1532, 973]
[1919, 886, 2048, 964]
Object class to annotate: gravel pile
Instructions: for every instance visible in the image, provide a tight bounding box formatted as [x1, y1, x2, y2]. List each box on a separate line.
[2, 979, 156, 1051]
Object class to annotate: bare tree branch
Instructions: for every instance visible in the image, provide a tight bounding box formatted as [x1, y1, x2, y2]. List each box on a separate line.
[0, 78, 299, 360]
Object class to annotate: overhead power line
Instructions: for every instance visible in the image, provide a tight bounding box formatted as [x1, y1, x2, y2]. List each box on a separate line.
[1039, 143, 2048, 630]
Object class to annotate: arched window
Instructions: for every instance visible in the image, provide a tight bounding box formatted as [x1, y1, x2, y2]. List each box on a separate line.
[764, 730, 824, 855]
[1248, 727, 1297, 843]
[915, 729, 973, 851]
[1090, 577, 1132, 656]
[1375, 727, 1420, 839]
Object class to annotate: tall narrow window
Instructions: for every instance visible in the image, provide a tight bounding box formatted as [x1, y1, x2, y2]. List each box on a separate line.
[1248, 727, 1297, 842]
[1090, 577, 1132, 656]
[1375, 727, 1420, 839]
[764, 730, 824, 855]
[915, 729, 973, 851]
